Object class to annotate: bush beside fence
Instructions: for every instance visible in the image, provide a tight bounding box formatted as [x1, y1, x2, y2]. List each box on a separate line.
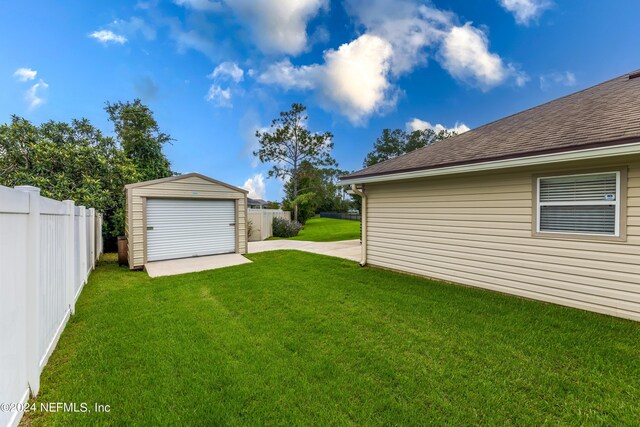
[319, 212, 361, 221]
[272, 217, 303, 238]
[247, 209, 291, 241]
[0, 185, 102, 427]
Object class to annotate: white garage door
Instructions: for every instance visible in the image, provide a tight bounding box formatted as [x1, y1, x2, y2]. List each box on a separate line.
[146, 198, 236, 262]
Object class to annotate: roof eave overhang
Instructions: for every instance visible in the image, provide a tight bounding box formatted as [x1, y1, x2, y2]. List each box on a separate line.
[340, 141, 640, 185]
[124, 172, 249, 194]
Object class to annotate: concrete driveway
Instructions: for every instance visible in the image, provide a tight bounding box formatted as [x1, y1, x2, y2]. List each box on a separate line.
[145, 253, 252, 278]
[145, 239, 361, 278]
[249, 239, 361, 262]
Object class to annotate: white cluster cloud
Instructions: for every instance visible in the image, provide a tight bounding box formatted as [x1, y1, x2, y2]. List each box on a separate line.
[89, 17, 155, 48]
[13, 68, 48, 110]
[224, 0, 328, 55]
[319, 34, 395, 123]
[259, 0, 526, 124]
[205, 85, 232, 107]
[260, 34, 395, 125]
[243, 173, 266, 199]
[539, 71, 576, 91]
[206, 62, 245, 107]
[209, 61, 244, 82]
[439, 23, 527, 91]
[499, 0, 552, 25]
[13, 68, 37, 82]
[89, 30, 128, 45]
[259, 59, 317, 90]
[174, 0, 222, 12]
[146, 0, 530, 123]
[344, 1, 449, 76]
[172, 0, 328, 54]
[350, 0, 527, 89]
[25, 80, 49, 111]
[407, 118, 470, 134]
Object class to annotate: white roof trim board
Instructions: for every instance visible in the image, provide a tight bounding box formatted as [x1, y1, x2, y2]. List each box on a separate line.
[340, 141, 640, 185]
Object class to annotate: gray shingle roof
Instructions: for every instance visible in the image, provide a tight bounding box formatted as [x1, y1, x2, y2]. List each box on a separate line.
[342, 70, 640, 181]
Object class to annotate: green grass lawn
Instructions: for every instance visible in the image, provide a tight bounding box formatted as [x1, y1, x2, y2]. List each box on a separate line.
[272, 216, 361, 241]
[25, 252, 640, 425]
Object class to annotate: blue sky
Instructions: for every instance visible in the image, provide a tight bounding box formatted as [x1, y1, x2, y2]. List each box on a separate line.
[1, 0, 639, 201]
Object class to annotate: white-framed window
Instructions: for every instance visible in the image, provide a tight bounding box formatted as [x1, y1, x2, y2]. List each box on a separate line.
[536, 171, 620, 236]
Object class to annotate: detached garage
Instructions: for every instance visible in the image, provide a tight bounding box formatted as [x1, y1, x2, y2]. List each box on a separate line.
[125, 173, 248, 269]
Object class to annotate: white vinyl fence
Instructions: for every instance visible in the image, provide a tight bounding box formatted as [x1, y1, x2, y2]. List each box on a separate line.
[0, 185, 102, 427]
[247, 209, 291, 241]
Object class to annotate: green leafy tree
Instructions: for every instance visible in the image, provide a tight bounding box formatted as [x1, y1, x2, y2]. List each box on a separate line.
[0, 115, 139, 247]
[282, 192, 318, 224]
[105, 99, 173, 181]
[254, 103, 336, 222]
[283, 160, 349, 221]
[349, 191, 362, 213]
[314, 166, 349, 213]
[363, 128, 457, 167]
[363, 129, 407, 167]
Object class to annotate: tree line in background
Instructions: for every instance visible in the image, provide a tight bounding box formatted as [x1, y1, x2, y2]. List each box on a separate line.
[0, 99, 173, 249]
[254, 103, 458, 224]
[0, 99, 457, 246]
[363, 127, 456, 167]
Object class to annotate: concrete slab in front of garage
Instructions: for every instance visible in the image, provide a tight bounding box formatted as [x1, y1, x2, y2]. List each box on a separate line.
[145, 253, 252, 278]
[249, 239, 361, 262]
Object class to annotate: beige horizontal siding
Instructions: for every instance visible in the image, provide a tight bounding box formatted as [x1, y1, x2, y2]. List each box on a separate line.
[364, 156, 640, 321]
[127, 175, 247, 268]
[237, 198, 247, 254]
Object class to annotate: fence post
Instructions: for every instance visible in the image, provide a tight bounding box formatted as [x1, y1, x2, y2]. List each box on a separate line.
[263, 211, 269, 241]
[64, 200, 75, 314]
[88, 208, 96, 270]
[100, 214, 103, 257]
[15, 185, 41, 396]
[97, 214, 103, 259]
[94, 214, 98, 261]
[79, 206, 87, 284]
[95, 213, 101, 260]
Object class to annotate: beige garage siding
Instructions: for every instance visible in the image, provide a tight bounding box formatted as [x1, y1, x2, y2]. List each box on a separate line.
[127, 174, 247, 269]
[364, 156, 640, 321]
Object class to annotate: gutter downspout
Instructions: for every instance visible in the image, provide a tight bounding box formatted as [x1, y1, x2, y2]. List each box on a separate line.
[350, 184, 367, 266]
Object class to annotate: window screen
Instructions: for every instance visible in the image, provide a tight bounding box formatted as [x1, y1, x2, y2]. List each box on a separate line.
[538, 172, 618, 235]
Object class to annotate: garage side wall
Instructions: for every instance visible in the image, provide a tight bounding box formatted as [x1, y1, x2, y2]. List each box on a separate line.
[364, 156, 640, 321]
[128, 175, 247, 269]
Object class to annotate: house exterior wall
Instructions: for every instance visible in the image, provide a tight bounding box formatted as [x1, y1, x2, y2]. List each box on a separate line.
[363, 155, 640, 321]
[126, 175, 247, 269]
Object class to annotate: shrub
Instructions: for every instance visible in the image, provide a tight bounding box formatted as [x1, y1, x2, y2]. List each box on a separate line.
[272, 217, 303, 238]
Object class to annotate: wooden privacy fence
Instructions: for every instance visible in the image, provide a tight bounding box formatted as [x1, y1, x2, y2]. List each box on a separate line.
[247, 209, 291, 241]
[0, 185, 103, 427]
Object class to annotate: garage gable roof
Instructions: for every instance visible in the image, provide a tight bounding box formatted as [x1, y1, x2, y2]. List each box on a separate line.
[125, 172, 248, 194]
[342, 70, 640, 182]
